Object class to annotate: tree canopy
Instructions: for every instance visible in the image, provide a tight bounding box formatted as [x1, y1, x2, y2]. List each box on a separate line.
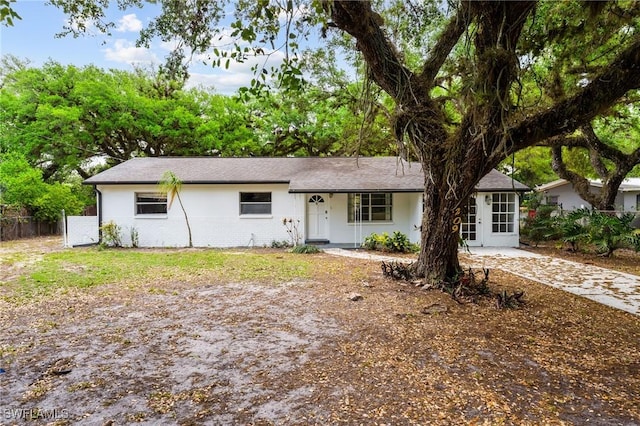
[0, 61, 227, 178]
[0, 153, 85, 221]
[17, 0, 640, 282]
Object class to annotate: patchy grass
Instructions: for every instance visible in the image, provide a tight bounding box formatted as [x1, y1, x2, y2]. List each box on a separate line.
[0, 237, 639, 424]
[1, 247, 311, 302]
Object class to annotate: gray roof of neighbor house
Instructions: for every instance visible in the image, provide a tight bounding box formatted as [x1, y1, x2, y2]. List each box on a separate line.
[537, 178, 640, 193]
[84, 157, 529, 193]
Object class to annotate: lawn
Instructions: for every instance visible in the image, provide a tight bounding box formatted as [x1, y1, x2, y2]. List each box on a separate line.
[1, 237, 639, 424]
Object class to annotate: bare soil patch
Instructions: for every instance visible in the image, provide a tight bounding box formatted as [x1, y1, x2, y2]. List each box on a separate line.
[1, 237, 639, 425]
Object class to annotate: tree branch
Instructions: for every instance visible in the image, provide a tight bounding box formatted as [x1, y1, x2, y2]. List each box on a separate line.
[550, 145, 603, 208]
[509, 35, 640, 153]
[549, 123, 640, 210]
[418, 2, 472, 85]
[327, 1, 422, 103]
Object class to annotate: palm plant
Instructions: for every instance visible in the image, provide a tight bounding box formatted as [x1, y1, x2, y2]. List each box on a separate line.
[159, 171, 193, 247]
[558, 209, 591, 252]
[586, 211, 640, 257]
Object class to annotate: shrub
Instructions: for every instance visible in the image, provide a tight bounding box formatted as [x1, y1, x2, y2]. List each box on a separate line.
[521, 205, 563, 245]
[270, 240, 291, 249]
[556, 209, 590, 252]
[130, 226, 139, 248]
[100, 221, 123, 248]
[362, 231, 419, 253]
[33, 183, 84, 222]
[584, 211, 640, 257]
[290, 244, 321, 254]
[528, 208, 640, 256]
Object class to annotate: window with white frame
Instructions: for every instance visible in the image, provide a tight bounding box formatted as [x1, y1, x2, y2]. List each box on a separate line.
[491, 193, 516, 233]
[348, 193, 392, 222]
[136, 192, 167, 215]
[240, 192, 272, 215]
[461, 196, 477, 241]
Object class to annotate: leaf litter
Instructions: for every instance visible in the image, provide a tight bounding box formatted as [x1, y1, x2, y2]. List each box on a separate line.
[0, 237, 639, 425]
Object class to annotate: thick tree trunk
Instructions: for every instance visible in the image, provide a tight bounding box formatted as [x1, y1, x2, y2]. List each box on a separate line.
[413, 181, 462, 282]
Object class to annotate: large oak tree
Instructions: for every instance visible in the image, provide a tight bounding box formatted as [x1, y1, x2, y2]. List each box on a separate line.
[53, 0, 640, 283]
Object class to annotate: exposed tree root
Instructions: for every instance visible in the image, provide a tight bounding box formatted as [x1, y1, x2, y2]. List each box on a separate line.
[381, 261, 525, 309]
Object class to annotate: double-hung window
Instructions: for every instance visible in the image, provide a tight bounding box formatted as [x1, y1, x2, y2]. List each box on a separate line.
[348, 193, 392, 222]
[491, 193, 515, 233]
[240, 192, 272, 215]
[136, 192, 167, 215]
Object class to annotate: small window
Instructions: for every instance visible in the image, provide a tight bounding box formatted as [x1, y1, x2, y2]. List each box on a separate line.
[348, 193, 392, 222]
[491, 193, 515, 233]
[636, 194, 640, 210]
[461, 197, 477, 241]
[136, 192, 167, 215]
[240, 192, 272, 215]
[309, 195, 325, 204]
[547, 195, 559, 206]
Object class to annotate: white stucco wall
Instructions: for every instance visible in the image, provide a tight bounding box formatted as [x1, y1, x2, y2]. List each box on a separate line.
[466, 192, 521, 248]
[542, 184, 639, 212]
[317, 192, 422, 247]
[95, 185, 521, 248]
[542, 185, 594, 210]
[623, 192, 640, 212]
[98, 184, 305, 248]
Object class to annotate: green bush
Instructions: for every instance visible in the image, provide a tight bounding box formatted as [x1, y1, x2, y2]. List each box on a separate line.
[524, 207, 640, 256]
[362, 231, 419, 253]
[100, 221, 123, 248]
[33, 183, 84, 222]
[584, 210, 640, 257]
[290, 244, 321, 254]
[270, 240, 291, 249]
[557, 209, 590, 252]
[521, 205, 563, 245]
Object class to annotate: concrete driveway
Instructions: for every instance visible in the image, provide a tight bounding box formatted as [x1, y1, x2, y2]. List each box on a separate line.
[325, 247, 640, 316]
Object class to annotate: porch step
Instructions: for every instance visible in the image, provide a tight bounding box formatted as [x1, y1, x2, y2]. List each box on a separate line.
[305, 239, 330, 245]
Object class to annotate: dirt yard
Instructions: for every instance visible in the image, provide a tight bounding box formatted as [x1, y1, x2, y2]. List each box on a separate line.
[1, 237, 639, 425]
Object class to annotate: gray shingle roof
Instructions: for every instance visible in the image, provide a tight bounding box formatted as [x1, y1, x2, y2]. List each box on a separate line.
[84, 157, 529, 192]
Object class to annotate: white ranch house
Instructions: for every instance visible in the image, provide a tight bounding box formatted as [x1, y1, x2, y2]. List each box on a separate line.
[536, 178, 640, 212]
[71, 157, 528, 248]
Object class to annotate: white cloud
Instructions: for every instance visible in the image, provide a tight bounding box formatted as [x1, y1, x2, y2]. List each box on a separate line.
[186, 72, 254, 95]
[103, 39, 158, 64]
[64, 16, 97, 35]
[116, 14, 143, 32]
[186, 48, 288, 94]
[277, 4, 312, 23]
[192, 46, 288, 71]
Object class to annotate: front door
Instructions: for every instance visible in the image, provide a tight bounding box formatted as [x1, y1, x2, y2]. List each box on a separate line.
[307, 194, 328, 240]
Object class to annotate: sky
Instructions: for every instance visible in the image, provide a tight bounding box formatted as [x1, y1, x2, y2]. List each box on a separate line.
[0, 1, 295, 95]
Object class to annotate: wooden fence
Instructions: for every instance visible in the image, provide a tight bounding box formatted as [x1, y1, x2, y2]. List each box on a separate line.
[0, 215, 61, 241]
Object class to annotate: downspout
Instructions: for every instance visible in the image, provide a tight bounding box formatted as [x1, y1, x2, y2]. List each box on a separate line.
[95, 186, 103, 244]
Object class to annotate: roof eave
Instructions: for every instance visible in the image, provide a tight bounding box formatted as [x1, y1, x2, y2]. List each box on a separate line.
[288, 188, 424, 193]
[475, 187, 529, 193]
[84, 180, 291, 186]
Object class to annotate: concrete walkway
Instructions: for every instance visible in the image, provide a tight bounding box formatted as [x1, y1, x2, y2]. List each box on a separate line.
[324, 247, 640, 316]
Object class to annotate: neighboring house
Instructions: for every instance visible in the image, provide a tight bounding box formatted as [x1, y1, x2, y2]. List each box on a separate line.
[536, 178, 640, 212]
[81, 157, 528, 248]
